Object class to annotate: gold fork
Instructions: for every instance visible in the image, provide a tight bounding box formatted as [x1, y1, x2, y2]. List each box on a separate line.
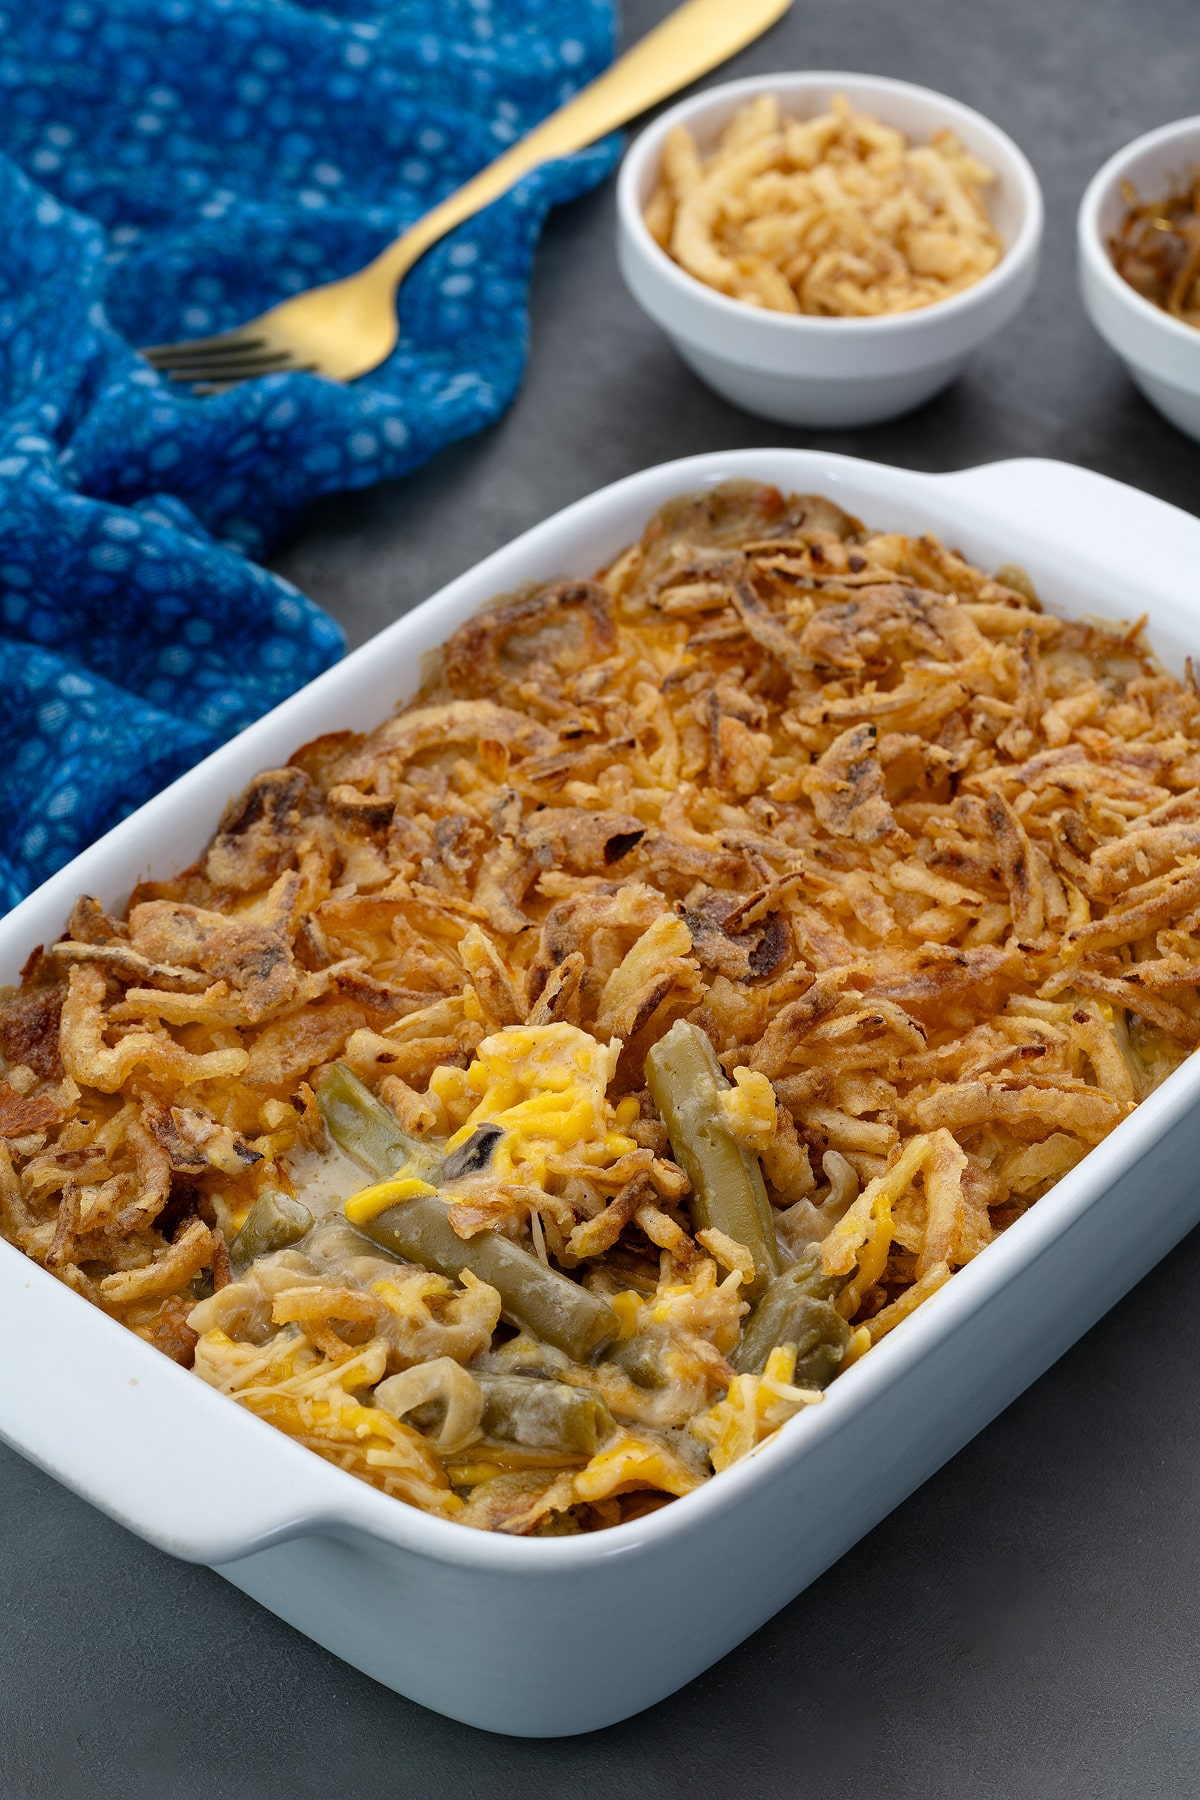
[141, 0, 790, 392]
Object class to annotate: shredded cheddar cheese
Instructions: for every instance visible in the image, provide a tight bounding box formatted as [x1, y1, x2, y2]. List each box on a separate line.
[345, 1175, 437, 1226]
[446, 1023, 632, 1185]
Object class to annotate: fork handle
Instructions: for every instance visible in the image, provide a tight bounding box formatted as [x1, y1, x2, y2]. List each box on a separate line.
[370, 0, 790, 284]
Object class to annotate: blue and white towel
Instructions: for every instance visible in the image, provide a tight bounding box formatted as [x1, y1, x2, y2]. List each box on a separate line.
[0, 0, 618, 911]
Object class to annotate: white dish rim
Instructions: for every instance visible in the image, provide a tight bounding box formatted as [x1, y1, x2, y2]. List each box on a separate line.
[2, 448, 1199, 1578]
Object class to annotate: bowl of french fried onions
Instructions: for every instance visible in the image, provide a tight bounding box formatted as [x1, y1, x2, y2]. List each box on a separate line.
[616, 71, 1043, 428]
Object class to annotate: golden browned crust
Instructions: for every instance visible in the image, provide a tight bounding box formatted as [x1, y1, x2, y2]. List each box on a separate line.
[3, 479, 1199, 1529]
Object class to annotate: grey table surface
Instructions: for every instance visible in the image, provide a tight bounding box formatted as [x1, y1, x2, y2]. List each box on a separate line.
[6, 1, 1200, 1795]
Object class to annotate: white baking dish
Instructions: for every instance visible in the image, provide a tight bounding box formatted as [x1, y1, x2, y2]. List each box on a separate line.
[3, 451, 1200, 1739]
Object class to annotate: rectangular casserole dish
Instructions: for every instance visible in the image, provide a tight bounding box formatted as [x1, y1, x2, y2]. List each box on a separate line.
[3, 450, 1200, 1738]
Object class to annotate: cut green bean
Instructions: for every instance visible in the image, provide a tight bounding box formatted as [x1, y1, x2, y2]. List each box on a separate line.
[607, 1333, 670, 1391]
[730, 1251, 851, 1380]
[360, 1193, 619, 1363]
[645, 1019, 780, 1298]
[476, 1375, 613, 1454]
[316, 1063, 430, 1181]
[229, 1189, 313, 1268]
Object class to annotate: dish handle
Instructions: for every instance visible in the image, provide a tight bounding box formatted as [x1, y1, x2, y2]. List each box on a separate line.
[0, 1245, 372, 1564]
[933, 456, 1200, 588]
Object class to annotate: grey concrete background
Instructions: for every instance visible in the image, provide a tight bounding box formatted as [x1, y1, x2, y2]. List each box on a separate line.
[6, 1, 1200, 1794]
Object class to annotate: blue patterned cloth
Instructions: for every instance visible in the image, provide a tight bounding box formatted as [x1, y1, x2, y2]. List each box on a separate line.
[0, 0, 618, 913]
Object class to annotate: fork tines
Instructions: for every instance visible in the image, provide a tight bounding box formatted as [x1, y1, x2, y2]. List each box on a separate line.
[140, 331, 310, 386]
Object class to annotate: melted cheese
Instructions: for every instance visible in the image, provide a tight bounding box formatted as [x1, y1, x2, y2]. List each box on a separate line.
[717, 1066, 777, 1154]
[345, 1024, 638, 1226]
[287, 1138, 378, 1219]
[344, 1176, 436, 1227]
[449, 1022, 633, 1185]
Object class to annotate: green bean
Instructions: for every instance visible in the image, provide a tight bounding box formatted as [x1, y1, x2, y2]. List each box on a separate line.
[316, 1063, 429, 1181]
[229, 1189, 313, 1268]
[305, 1215, 401, 1269]
[320, 1066, 617, 1358]
[607, 1333, 670, 1391]
[730, 1251, 851, 1380]
[476, 1375, 613, 1454]
[360, 1194, 619, 1363]
[645, 1019, 780, 1298]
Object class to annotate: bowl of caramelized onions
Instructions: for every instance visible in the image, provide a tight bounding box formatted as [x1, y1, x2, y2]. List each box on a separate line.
[1079, 116, 1200, 440]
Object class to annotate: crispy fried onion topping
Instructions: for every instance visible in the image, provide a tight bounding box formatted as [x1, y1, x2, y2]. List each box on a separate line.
[7, 478, 1200, 1538]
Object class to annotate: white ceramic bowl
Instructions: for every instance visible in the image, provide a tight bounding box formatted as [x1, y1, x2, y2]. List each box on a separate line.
[616, 71, 1043, 428]
[4, 452, 1200, 1737]
[1078, 116, 1200, 441]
